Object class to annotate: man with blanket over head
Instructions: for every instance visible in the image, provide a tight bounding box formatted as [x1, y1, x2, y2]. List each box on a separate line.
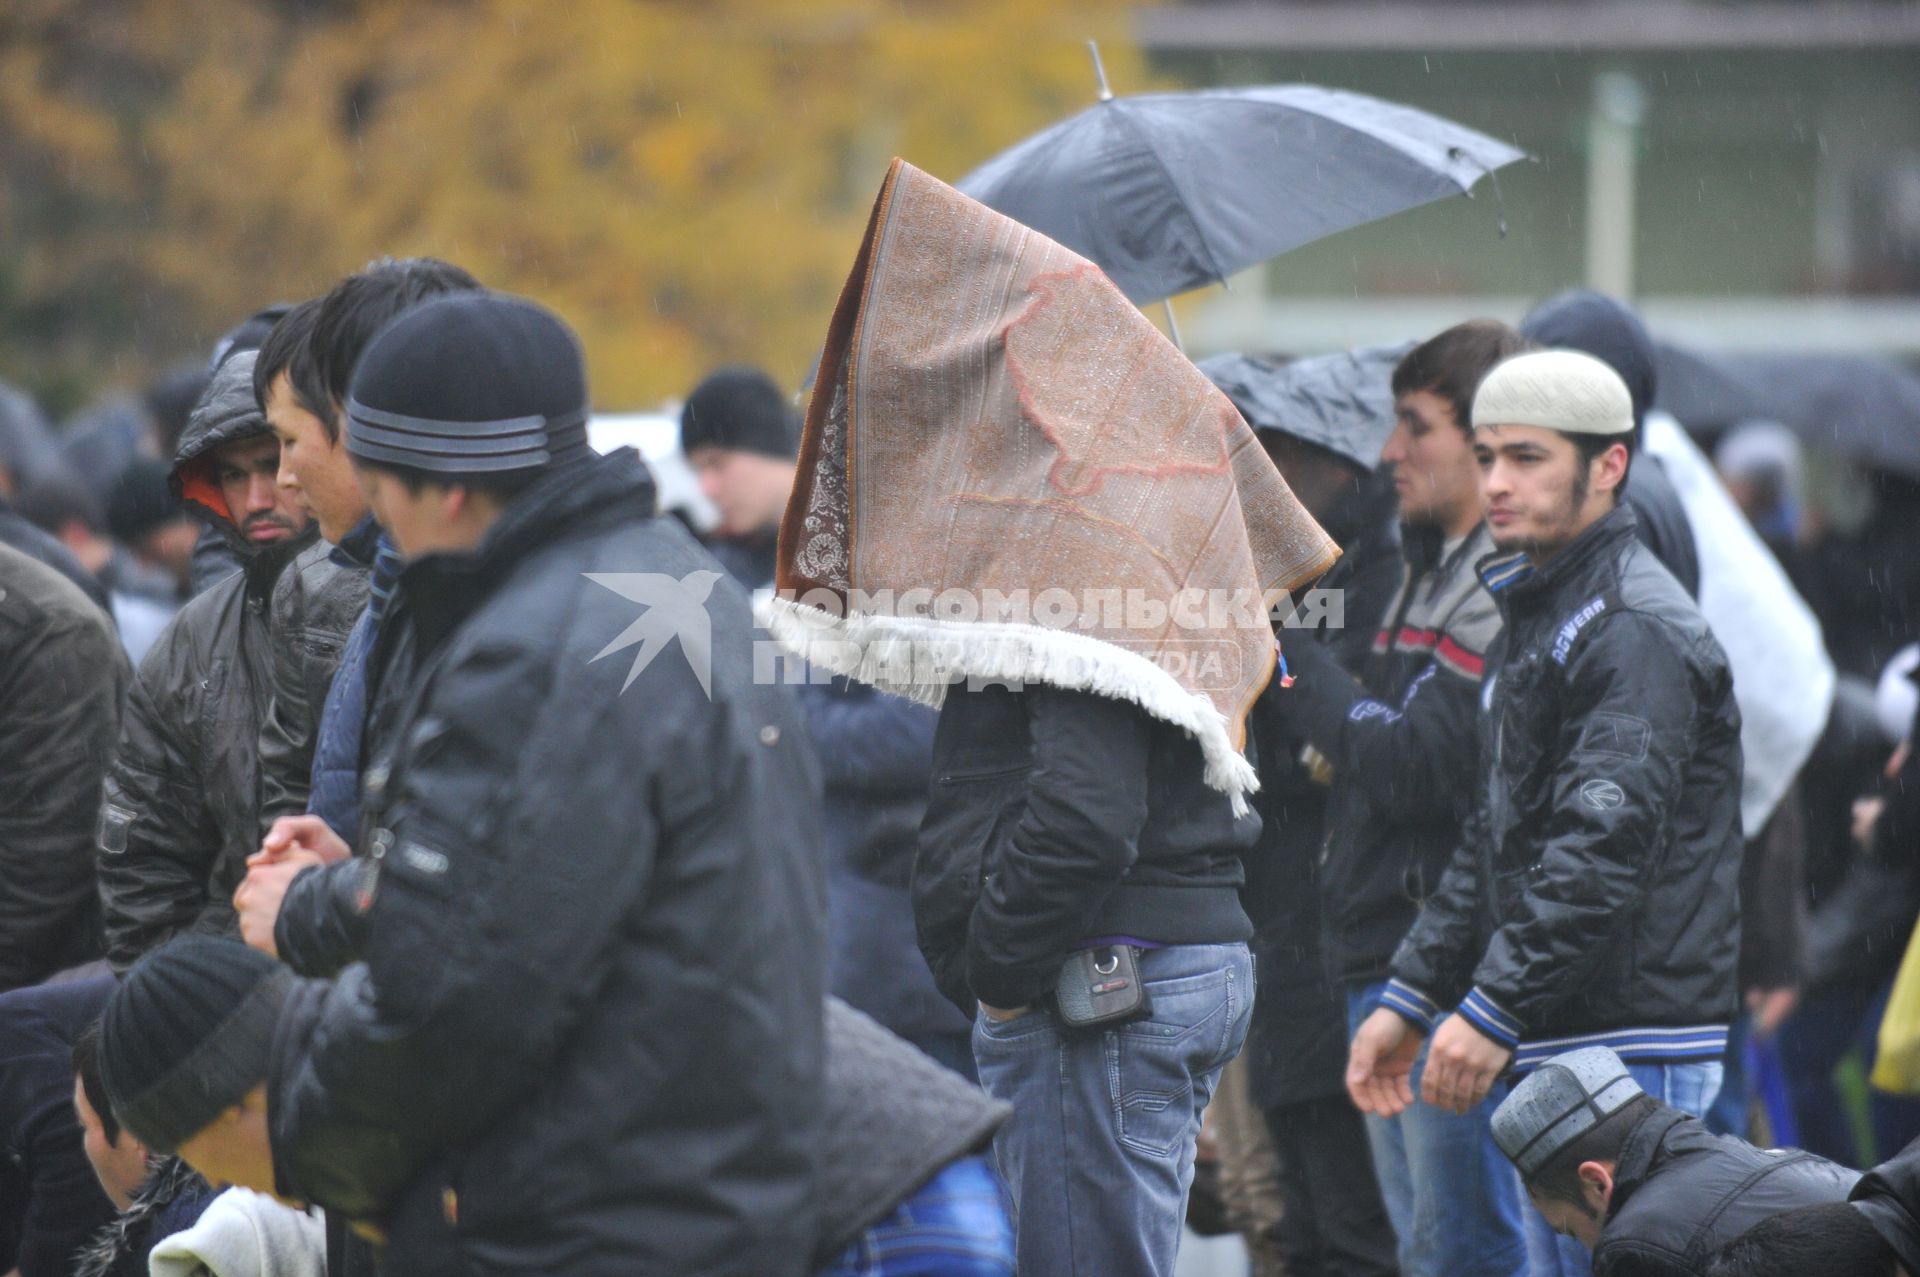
[765, 158, 1338, 1277]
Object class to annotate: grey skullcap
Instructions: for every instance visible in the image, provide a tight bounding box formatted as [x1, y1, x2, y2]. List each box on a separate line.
[1492, 1046, 1644, 1181]
[345, 291, 592, 476]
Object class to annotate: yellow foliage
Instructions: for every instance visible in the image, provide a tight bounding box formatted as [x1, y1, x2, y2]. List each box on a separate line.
[0, 0, 1155, 409]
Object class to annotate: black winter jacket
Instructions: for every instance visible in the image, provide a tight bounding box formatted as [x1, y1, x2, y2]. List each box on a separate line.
[0, 545, 127, 988]
[1593, 1105, 1855, 1277]
[918, 683, 1257, 1013]
[96, 358, 315, 972]
[267, 452, 827, 1276]
[1243, 501, 1404, 1108]
[1388, 507, 1744, 1068]
[1281, 522, 1502, 987]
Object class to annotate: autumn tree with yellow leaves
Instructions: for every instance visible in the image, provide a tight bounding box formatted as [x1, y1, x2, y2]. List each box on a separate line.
[0, 0, 1149, 414]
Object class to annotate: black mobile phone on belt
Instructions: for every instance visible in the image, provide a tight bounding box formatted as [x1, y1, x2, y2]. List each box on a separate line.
[1053, 945, 1153, 1030]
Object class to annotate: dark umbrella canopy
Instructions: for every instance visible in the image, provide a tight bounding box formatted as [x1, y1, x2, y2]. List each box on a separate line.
[958, 85, 1527, 305]
[1200, 342, 1415, 472]
[1655, 343, 1920, 479]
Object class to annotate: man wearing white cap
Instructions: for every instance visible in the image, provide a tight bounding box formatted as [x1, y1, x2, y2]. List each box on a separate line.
[1346, 350, 1746, 1276]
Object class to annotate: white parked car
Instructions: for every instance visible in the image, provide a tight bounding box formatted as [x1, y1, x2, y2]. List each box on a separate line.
[588, 408, 717, 533]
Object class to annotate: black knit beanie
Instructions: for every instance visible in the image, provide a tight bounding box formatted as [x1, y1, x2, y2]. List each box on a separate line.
[98, 935, 292, 1153]
[680, 366, 800, 460]
[345, 291, 592, 476]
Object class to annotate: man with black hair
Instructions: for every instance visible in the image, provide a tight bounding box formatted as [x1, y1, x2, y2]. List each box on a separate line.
[238, 292, 826, 1274]
[1347, 351, 1746, 1277]
[680, 365, 799, 589]
[253, 258, 481, 834]
[1274, 321, 1530, 1277]
[1493, 1047, 1853, 1277]
[71, 1019, 219, 1277]
[96, 351, 315, 972]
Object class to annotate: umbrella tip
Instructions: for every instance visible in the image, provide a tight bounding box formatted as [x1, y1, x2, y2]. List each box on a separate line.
[1086, 39, 1115, 102]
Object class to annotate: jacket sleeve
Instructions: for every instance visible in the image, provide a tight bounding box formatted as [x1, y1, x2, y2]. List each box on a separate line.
[273, 859, 374, 979]
[964, 687, 1153, 1008]
[1459, 612, 1706, 1044]
[1384, 804, 1488, 1030]
[256, 569, 318, 831]
[96, 649, 223, 974]
[268, 640, 662, 1218]
[795, 676, 936, 797]
[0, 617, 127, 989]
[1281, 581, 1498, 824]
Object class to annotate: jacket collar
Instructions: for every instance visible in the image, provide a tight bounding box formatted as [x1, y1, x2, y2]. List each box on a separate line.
[395, 449, 656, 657]
[329, 511, 385, 569]
[1477, 503, 1639, 606]
[1602, 1103, 1692, 1224]
[1409, 520, 1492, 582]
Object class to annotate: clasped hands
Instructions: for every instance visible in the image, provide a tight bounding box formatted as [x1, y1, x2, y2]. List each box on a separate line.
[233, 815, 351, 957]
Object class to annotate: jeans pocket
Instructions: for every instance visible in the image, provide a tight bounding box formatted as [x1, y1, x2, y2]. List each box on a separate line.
[1106, 971, 1231, 1158]
[973, 1004, 1054, 1051]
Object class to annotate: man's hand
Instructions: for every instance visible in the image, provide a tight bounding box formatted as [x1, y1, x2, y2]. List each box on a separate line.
[1856, 796, 1888, 851]
[1347, 1007, 1423, 1117]
[979, 1002, 1031, 1023]
[234, 851, 323, 957]
[1748, 986, 1800, 1038]
[256, 815, 351, 867]
[1421, 1015, 1514, 1115]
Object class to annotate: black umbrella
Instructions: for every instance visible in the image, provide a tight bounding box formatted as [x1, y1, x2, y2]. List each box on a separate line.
[957, 50, 1527, 310]
[1200, 343, 1414, 472]
[1654, 343, 1920, 479]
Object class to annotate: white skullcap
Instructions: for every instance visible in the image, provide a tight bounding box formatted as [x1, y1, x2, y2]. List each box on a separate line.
[1472, 349, 1635, 436]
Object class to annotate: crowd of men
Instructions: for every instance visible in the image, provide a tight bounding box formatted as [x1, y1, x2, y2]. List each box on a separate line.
[0, 158, 1914, 1277]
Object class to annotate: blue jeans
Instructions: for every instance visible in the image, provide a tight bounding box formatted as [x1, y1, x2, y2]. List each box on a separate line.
[1521, 1060, 1724, 1277]
[816, 1156, 1015, 1276]
[1346, 983, 1529, 1277]
[972, 943, 1253, 1277]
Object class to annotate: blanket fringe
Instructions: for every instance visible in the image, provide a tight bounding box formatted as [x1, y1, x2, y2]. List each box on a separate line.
[761, 597, 1258, 815]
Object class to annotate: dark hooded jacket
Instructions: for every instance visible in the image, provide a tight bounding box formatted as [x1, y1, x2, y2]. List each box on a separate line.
[1852, 1135, 1920, 1275]
[268, 451, 826, 1276]
[1590, 1104, 1856, 1277]
[0, 544, 127, 988]
[96, 353, 317, 972]
[1388, 506, 1744, 1066]
[1521, 291, 1700, 599]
